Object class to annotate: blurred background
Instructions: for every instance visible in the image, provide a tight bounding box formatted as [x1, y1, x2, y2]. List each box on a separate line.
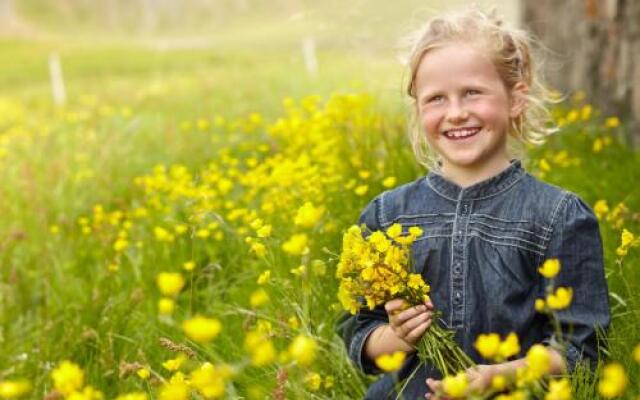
[2, 0, 637, 132]
[1, 0, 520, 117]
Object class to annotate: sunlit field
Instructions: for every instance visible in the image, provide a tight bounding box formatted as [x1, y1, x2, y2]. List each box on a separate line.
[1, 2, 639, 399]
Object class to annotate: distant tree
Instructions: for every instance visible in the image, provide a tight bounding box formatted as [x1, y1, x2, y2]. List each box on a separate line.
[521, 0, 640, 137]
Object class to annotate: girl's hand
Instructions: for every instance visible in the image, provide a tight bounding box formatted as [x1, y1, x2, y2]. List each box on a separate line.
[385, 298, 434, 346]
[425, 365, 497, 399]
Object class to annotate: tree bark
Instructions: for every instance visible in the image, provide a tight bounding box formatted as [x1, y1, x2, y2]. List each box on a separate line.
[521, 0, 640, 137]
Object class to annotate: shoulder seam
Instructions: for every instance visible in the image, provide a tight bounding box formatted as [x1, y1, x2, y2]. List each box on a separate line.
[543, 190, 572, 257]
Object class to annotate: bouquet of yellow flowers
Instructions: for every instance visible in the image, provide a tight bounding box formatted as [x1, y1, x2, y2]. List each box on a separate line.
[336, 223, 473, 376]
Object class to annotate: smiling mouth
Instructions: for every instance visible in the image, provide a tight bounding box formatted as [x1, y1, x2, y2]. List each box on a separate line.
[442, 127, 481, 140]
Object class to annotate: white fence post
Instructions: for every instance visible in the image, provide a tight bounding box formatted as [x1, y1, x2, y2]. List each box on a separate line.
[302, 36, 318, 78]
[49, 53, 67, 106]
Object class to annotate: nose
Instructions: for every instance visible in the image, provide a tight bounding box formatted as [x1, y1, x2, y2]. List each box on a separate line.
[445, 99, 469, 123]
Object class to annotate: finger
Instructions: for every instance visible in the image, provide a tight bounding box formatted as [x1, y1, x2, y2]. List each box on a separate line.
[396, 304, 428, 324]
[426, 378, 441, 392]
[405, 319, 432, 342]
[384, 298, 407, 314]
[402, 311, 432, 333]
[424, 299, 434, 309]
[401, 310, 432, 330]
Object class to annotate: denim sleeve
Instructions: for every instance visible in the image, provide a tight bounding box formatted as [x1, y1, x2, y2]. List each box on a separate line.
[542, 193, 611, 372]
[336, 195, 390, 375]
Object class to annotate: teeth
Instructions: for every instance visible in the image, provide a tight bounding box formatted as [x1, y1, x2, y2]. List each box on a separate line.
[444, 128, 479, 138]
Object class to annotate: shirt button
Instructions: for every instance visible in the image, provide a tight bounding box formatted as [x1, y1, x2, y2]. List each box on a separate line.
[453, 263, 462, 274]
[462, 204, 469, 214]
[454, 292, 462, 304]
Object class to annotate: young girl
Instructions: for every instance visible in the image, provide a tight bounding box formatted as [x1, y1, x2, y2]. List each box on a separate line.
[338, 8, 610, 400]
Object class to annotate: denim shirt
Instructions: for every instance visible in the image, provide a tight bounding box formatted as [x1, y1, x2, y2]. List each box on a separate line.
[337, 160, 610, 400]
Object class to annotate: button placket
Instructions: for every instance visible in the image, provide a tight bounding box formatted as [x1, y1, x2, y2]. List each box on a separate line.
[451, 197, 471, 328]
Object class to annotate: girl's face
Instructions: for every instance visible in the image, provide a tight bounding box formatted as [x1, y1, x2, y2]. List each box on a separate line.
[414, 42, 525, 176]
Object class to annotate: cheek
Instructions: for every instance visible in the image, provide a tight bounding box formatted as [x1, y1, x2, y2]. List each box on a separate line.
[475, 100, 510, 126]
[420, 112, 441, 137]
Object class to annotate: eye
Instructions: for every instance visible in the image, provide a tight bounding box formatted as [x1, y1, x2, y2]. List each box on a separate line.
[427, 95, 444, 104]
[465, 89, 481, 96]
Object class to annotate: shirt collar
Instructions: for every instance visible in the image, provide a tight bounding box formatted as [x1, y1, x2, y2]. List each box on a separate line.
[426, 159, 525, 201]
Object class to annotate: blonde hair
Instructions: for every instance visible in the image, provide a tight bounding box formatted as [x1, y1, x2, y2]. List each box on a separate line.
[402, 7, 558, 171]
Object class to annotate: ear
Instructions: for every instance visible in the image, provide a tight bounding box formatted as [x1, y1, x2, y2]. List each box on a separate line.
[509, 82, 529, 119]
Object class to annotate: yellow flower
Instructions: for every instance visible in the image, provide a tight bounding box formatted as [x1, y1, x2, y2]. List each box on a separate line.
[535, 299, 546, 312]
[475, 333, 501, 360]
[136, 368, 150, 380]
[615, 229, 637, 256]
[244, 331, 276, 366]
[282, 233, 309, 255]
[158, 379, 189, 400]
[0, 379, 31, 399]
[196, 228, 210, 239]
[368, 231, 390, 252]
[605, 116, 620, 128]
[251, 242, 266, 257]
[114, 392, 148, 400]
[383, 176, 397, 188]
[538, 258, 560, 279]
[633, 343, 640, 363]
[190, 363, 228, 399]
[545, 378, 572, 400]
[256, 224, 272, 238]
[294, 202, 324, 228]
[598, 363, 627, 398]
[354, 185, 368, 196]
[158, 298, 175, 315]
[162, 354, 186, 372]
[154, 227, 175, 242]
[593, 200, 609, 220]
[182, 316, 222, 343]
[156, 272, 185, 297]
[113, 238, 129, 252]
[323, 375, 335, 389]
[250, 218, 263, 230]
[257, 270, 271, 285]
[66, 386, 103, 400]
[51, 360, 84, 396]
[407, 274, 426, 290]
[304, 372, 322, 391]
[174, 224, 188, 235]
[498, 333, 520, 359]
[539, 159, 551, 172]
[182, 261, 196, 271]
[374, 351, 406, 372]
[288, 316, 300, 329]
[250, 288, 270, 308]
[593, 138, 604, 153]
[408, 226, 423, 238]
[546, 287, 573, 310]
[288, 335, 317, 366]
[386, 223, 402, 239]
[442, 372, 468, 398]
[526, 344, 550, 379]
[491, 375, 507, 391]
[290, 264, 306, 276]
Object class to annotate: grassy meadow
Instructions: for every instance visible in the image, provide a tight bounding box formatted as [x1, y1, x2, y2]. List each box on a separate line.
[1, 3, 639, 399]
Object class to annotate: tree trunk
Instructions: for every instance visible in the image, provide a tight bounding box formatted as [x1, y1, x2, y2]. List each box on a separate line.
[521, 0, 640, 137]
